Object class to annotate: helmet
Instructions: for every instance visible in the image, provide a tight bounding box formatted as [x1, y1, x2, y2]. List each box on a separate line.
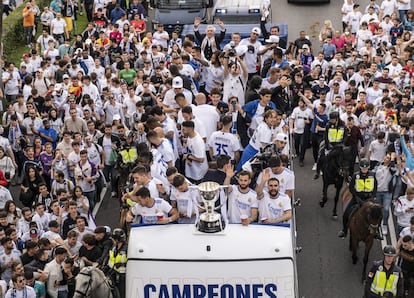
[127, 131, 135, 139]
[359, 159, 370, 169]
[383, 245, 397, 256]
[112, 228, 126, 242]
[329, 111, 340, 120]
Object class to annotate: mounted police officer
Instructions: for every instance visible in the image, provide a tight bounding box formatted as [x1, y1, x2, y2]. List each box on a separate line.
[365, 245, 404, 298]
[107, 228, 128, 298]
[314, 111, 347, 180]
[338, 158, 378, 239]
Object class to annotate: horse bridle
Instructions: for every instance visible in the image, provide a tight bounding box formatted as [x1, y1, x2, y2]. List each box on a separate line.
[75, 271, 93, 297]
[366, 205, 381, 234]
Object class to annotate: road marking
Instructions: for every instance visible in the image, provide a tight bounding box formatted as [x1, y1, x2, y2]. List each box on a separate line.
[388, 209, 397, 248]
[92, 186, 108, 217]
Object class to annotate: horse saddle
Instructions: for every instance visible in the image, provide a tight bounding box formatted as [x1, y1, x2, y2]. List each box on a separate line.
[348, 204, 360, 221]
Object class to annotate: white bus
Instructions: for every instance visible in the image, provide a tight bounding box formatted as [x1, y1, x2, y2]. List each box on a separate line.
[149, 0, 207, 30]
[211, 0, 271, 24]
[126, 223, 298, 298]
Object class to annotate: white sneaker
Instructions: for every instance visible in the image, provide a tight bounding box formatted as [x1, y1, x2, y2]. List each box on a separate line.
[382, 225, 388, 236]
[312, 163, 317, 171]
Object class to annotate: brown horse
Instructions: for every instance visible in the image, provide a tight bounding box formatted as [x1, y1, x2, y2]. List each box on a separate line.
[347, 198, 383, 282]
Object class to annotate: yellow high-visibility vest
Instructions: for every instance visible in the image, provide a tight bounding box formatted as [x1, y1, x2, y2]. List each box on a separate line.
[108, 249, 128, 274]
[328, 127, 344, 143]
[355, 177, 375, 192]
[370, 270, 399, 296]
[119, 148, 138, 164]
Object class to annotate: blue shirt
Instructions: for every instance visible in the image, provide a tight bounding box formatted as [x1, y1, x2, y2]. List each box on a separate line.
[310, 109, 329, 135]
[38, 127, 58, 148]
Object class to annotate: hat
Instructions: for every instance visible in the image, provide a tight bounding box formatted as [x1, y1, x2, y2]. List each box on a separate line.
[275, 133, 288, 142]
[302, 44, 310, 50]
[113, 114, 121, 121]
[29, 228, 38, 238]
[172, 77, 183, 88]
[251, 27, 261, 35]
[265, 35, 280, 43]
[22, 54, 30, 59]
[75, 48, 83, 54]
[54, 84, 62, 91]
[62, 74, 70, 80]
[85, 38, 92, 45]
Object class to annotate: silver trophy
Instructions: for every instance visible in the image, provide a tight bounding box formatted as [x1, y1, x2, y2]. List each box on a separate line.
[196, 182, 225, 233]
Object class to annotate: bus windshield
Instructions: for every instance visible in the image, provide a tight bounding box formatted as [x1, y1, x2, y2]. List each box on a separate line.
[157, 0, 204, 9]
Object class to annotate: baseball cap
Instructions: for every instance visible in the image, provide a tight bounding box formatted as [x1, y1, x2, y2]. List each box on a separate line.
[54, 84, 63, 91]
[172, 77, 183, 88]
[302, 44, 310, 50]
[275, 133, 288, 142]
[265, 35, 279, 43]
[22, 54, 30, 59]
[62, 74, 70, 80]
[251, 27, 261, 35]
[113, 114, 121, 121]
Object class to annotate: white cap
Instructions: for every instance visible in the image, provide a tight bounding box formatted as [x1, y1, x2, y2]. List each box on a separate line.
[54, 83, 62, 91]
[265, 35, 280, 43]
[251, 27, 261, 35]
[85, 39, 92, 45]
[113, 114, 121, 121]
[275, 133, 288, 142]
[172, 76, 183, 88]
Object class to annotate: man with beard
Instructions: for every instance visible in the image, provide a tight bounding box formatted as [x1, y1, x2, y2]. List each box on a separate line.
[224, 168, 258, 225]
[256, 173, 292, 224]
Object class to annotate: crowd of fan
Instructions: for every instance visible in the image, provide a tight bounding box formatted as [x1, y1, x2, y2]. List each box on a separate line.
[6, 0, 414, 296]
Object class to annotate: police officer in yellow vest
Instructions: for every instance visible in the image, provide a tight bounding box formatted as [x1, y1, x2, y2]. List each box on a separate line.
[119, 132, 138, 165]
[338, 159, 378, 238]
[314, 111, 347, 179]
[365, 245, 403, 298]
[108, 228, 128, 298]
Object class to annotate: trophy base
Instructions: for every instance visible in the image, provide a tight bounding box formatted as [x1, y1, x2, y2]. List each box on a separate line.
[197, 214, 225, 233]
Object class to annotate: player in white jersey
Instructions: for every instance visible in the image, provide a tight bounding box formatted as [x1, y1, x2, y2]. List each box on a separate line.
[208, 115, 241, 162]
[256, 176, 292, 224]
[256, 156, 295, 199]
[131, 187, 179, 225]
[224, 169, 258, 225]
[170, 174, 199, 224]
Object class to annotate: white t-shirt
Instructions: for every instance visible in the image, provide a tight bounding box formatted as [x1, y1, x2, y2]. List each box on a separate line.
[208, 131, 241, 160]
[131, 198, 173, 224]
[170, 187, 199, 223]
[258, 191, 292, 222]
[185, 132, 208, 181]
[380, 0, 398, 16]
[5, 286, 36, 298]
[257, 167, 295, 195]
[239, 38, 261, 73]
[368, 139, 388, 162]
[152, 31, 169, 49]
[227, 185, 258, 224]
[51, 18, 67, 34]
[290, 106, 313, 134]
[249, 122, 274, 150]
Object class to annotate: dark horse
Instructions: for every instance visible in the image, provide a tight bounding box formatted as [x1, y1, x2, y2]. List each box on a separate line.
[319, 145, 353, 218]
[116, 153, 136, 205]
[348, 200, 383, 282]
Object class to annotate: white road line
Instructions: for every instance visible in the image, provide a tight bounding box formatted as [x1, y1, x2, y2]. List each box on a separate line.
[92, 186, 108, 217]
[388, 209, 397, 248]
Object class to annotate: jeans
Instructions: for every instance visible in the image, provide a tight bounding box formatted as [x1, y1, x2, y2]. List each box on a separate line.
[103, 165, 118, 195]
[58, 290, 68, 298]
[376, 191, 392, 226]
[311, 133, 323, 163]
[24, 26, 33, 46]
[293, 132, 309, 161]
[84, 190, 96, 210]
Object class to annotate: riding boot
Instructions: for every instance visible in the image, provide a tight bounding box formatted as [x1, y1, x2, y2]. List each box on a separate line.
[338, 204, 352, 238]
[375, 227, 384, 240]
